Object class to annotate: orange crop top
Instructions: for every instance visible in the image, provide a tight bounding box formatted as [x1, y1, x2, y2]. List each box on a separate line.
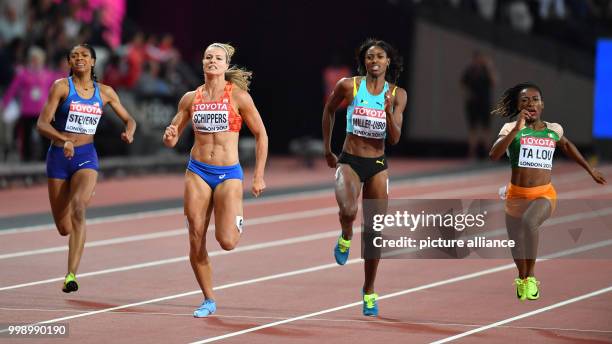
[191, 82, 242, 133]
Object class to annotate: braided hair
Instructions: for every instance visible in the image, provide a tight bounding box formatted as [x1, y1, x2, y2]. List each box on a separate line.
[491, 82, 542, 118]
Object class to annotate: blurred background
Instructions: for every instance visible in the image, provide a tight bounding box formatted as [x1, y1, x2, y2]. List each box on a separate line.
[0, 0, 611, 187]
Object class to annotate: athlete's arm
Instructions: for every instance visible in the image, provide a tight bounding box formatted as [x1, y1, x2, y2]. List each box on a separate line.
[558, 136, 607, 184]
[163, 91, 194, 148]
[489, 111, 528, 160]
[100, 84, 136, 144]
[235, 88, 268, 197]
[385, 86, 406, 145]
[322, 77, 352, 167]
[37, 79, 77, 158]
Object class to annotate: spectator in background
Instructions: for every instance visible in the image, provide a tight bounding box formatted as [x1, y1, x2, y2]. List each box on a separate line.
[460, 50, 496, 160]
[0, 3, 26, 43]
[136, 61, 171, 96]
[507, 0, 534, 32]
[1, 46, 56, 161]
[123, 31, 145, 88]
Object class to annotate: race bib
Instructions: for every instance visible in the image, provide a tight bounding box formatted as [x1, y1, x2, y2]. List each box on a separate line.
[192, 103, 229, 133]
[518, 136, 556, 170]
[351, 106, 386, 139]
[64, 102, 102, 135]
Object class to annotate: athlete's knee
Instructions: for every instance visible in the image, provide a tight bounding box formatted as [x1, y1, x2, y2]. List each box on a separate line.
[56, 224, 72, 236]
[521, 215, 542, 233]
[338, 203, 358, 223]
[189, 246, 209, 263]
[70, 198, 87, 222]
[217, 234, 238, 251]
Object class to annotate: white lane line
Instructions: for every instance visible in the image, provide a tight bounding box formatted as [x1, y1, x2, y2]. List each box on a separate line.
[0, 164, 513, 235]
[3, 202, 611, 292]
[0, 206, 339, 260]
[430, 286, 612, 343]
[3, 174, 609, 259]
[2, 307, 611, 335]
[187, 238, 612, 344]
[0, 229, 348, 291]
[1, 236, 610, 336]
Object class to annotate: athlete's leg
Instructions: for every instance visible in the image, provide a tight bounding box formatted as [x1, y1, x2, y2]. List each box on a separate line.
[506, 213, 527, 278]
[67, 169, 97, 274]
[335, 164, 362, 240]
[48, 178, 73, 236]
[212, 179, 243, 251]
[184, 170, 215, 299]
[362, 170, 388, 295]
[521, 198, 552, 277]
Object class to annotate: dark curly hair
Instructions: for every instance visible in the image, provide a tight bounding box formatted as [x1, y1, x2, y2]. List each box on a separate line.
[356, 39, 403, 84]
[491, 82, 543, 118]
[67, 44, 98, 81]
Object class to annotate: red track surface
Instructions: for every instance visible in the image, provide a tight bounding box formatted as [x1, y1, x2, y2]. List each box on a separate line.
[0, 158, 611, 343]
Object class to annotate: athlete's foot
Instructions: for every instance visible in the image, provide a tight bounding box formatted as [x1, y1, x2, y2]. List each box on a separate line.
[514, 278, 526, 301]
[334, 235, 351, 265]
[62, 273, 78, 293]
[193, 299, 216, 318]
[362, 291, 379, 316]
[525, 276, 540, 300]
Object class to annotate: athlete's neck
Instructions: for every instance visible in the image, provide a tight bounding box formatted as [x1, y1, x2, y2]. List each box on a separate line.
[526, 119, 545, 130]
[72, 74, 93, 90]
[203, 75, 226, 94]
[365, 74, 386, 92]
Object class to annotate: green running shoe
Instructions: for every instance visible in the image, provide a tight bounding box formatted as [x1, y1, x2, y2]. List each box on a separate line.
[62, 273, 78, 293]
[514, 278, 526, 301]
[525, 276, 540, 300]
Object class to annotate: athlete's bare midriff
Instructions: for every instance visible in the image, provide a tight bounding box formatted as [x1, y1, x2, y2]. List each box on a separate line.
[191, 131, 239, 166]
[52, 132, 94, 147]
[511, 167, 552, 187]
[342, 133, 385, 158]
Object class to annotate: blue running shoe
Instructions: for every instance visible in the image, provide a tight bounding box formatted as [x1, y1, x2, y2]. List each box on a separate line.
[334, 236, 351, 265]
[193, 299, 216, 318]
[363, 292, 379, 317]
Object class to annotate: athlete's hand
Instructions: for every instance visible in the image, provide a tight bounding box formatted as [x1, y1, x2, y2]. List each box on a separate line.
[121, 130, 134, 144]
[324, 151, 338, 168]
[163, 124, 178, 147]
[252, 177, 266, 197]
[384, 89, 394, 115]
[63, 140, 74, 159]
[514, 109, 530, 132]
[590, 169, 607, 185]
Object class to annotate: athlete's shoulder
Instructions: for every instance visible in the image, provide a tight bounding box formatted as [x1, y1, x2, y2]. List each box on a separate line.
[498, 121, 517, 136]
[545, 121, 563, 138]
[49, 77, 69, 96]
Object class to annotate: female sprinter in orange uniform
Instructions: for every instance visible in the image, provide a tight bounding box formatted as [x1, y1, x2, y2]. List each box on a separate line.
[490, 82, 606, 301]
[37, 44, 136, 293]
[163, 43, 268, 317]
[322, 39, 407, 316]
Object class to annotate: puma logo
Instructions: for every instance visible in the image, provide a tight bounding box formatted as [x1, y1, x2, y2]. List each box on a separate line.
[375, 159, 384, 166]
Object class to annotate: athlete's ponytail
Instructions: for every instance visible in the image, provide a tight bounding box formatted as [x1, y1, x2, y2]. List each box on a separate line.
[206, 43, 252, 91]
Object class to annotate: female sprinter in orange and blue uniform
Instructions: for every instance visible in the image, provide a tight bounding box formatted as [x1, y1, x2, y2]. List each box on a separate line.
[490, 82, 606, 301]
[322, 39, 407, 316]
[163, 43, 268, 317]
[37, 44, 136, 293]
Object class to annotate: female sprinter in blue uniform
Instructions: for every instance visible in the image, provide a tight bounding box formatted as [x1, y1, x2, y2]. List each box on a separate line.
[163, 43, 268, 318]
[322, 39, 407, 316]
[37, 44, 136, 293]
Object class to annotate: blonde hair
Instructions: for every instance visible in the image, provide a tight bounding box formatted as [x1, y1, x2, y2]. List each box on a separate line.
[206, 42, 252, 91]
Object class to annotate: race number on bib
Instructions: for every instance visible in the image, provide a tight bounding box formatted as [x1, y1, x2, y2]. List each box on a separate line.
[192, 103, 229, 133]
[351, 106, 386, 139]
[518, 136, 555, 170]
[65, 102, 102, 135]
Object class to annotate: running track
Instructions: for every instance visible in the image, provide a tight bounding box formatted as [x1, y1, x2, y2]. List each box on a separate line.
[0, 158, 610, 343]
